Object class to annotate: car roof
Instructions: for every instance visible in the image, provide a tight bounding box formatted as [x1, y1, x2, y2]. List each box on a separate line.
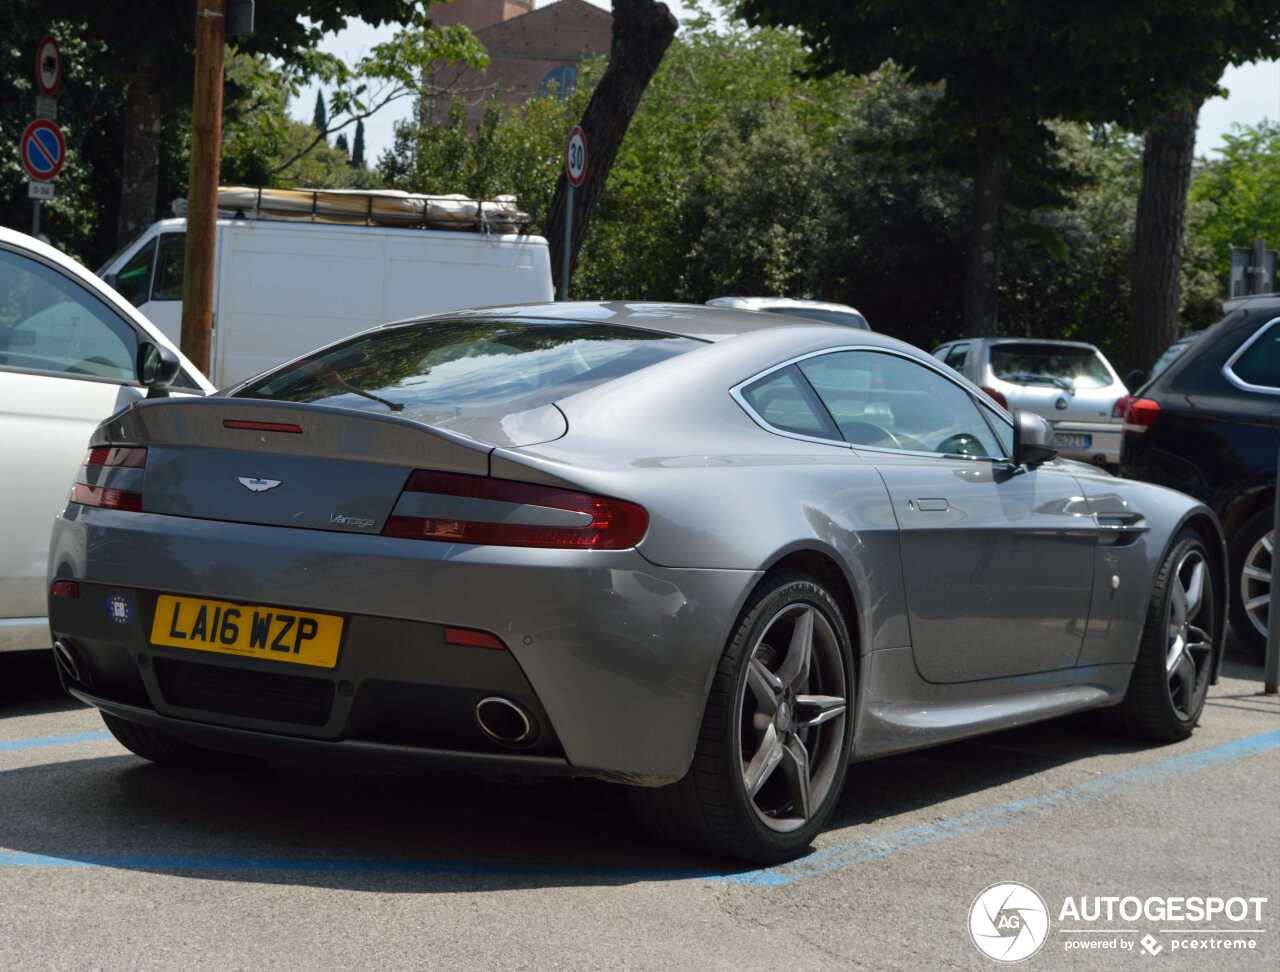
[0, 226, 215, 392]
[419, 300, 872, 343]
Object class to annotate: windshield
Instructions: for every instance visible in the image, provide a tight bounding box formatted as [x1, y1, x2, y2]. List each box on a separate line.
[1149, 336, 1196, 380]
[989, 343, 1113, 390]
[234, 318, 703, 418]
[762, 307, 870, 330]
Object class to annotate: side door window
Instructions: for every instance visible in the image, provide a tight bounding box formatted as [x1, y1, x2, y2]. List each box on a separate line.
[113, 238, 156, 307]
[945, 343, 970, 370]
[151, 233, 186, 301]
[798, 350, 1004, 458]
[0, 247, 140, 382]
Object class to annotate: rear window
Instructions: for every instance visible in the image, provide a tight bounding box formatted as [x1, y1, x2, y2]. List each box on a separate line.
[233, 318, 703, 415]
[762, 307, 870, 330]
[989, 343, 1113, 390]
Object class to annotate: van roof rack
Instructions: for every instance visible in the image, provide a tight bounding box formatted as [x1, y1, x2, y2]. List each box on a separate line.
[174, 187, 532, 235]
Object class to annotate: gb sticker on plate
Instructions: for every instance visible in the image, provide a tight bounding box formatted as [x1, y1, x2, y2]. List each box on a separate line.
[106, 593, 132, 624]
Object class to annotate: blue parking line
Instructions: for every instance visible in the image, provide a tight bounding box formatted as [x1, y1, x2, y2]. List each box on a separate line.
[0, 729, 1274, 882]
[0, 730, 112, 752]
[730, 729, 1280, 887]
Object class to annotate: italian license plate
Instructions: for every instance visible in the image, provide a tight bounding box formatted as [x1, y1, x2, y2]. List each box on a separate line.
[1054, 432, 1091, 449]
[150, 595, 343, 669]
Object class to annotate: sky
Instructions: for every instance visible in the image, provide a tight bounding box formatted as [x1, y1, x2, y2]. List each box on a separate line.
[292, 1, 1279, 168]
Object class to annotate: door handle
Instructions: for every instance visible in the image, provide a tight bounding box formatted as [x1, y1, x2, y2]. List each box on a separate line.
[911, 498, 950, 512]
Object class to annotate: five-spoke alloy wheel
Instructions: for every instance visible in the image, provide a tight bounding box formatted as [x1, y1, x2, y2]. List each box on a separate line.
[1114, 529, 1218, 742]
[632, 571, 854, 863]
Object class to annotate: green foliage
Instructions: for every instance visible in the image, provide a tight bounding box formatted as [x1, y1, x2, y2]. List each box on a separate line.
[352, 120, 366, 168]
[1190, 121, 1280, 287]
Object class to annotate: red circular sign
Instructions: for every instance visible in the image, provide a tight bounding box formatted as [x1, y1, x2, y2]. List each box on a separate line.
[565, 125, 587, 188]
[20, 119, 66, 181]
[35, 34, 60, 96]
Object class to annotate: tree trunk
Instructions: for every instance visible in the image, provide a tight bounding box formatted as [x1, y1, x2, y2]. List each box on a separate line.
[962, 138, 1006, 337]
[1128, 100, 1201, 373]
[116, 68, 163, 245]
[546, 0, 677, 295]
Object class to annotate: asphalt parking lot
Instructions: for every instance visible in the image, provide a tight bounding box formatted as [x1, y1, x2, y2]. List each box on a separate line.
[1, 646, 1276, 972]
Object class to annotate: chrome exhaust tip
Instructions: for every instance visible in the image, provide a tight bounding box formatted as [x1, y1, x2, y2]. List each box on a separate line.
[53, 639, 85, 686]
[474, 696, 534, 746]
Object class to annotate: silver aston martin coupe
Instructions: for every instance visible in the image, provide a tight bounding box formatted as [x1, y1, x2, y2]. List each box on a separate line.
[47, 302, 1226, 863]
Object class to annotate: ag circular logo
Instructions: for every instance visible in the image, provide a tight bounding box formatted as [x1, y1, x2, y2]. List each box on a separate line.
[968, 881, 1050, 962]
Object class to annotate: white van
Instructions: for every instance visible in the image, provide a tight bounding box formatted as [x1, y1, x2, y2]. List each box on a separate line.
[98, 189, 554, 386]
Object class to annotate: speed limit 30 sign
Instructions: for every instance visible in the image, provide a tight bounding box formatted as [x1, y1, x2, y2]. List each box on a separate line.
[565, 125, 587, 187]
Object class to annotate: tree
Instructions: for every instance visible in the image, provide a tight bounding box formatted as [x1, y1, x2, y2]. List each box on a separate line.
[736, 1, 1280, 343]
[352, 119, 366, 167]
[312, 89, 328, 137]
[544, 0, 677, 295]
[334, 132, 349, 158]
[37, 1, 430, 248]
[1191, 122, 1280, 288]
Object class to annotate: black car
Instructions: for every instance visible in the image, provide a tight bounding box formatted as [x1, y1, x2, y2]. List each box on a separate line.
[1119, 296, 1278, 656]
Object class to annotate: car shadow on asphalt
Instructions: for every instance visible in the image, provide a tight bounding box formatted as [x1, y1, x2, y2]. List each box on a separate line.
[0, 650, 85, 718]
[0, 640, 1272, 893]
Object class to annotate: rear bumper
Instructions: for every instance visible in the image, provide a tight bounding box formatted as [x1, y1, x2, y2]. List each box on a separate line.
[1051, 422, 1122, 466]
[48, 505, 759, 784]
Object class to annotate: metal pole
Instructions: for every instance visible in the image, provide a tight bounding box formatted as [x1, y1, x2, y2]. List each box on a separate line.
[1264, 448, 1279, 694]
[31, 200, 40, 237]
[560, 183, 573, 301]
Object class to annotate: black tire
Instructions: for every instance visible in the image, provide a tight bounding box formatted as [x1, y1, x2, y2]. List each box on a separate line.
[630, 571, 855, 864]
[101, 712, 260, 769]
[1228, 509, 1272, 660]
[1113, 529, 1217, 742]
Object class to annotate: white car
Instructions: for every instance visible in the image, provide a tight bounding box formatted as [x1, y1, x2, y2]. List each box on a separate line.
[706, 296, 870, 330]
[0, 227, 212, 654]
[932, 337, 1127, 469]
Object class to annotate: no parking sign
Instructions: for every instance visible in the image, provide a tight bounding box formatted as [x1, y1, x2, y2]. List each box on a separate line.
[20, 119, 65, 182]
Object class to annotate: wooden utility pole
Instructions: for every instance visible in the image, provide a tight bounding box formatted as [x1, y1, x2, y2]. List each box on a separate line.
[179, 0, 226, 376]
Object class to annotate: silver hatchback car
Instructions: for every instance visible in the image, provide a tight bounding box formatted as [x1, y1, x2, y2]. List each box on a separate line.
[933, 337, 1127, 469]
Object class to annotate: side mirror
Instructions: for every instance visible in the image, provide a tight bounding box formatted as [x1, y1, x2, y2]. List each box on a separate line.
[136, 341, 181, 398]
[1012, 409, 1058, 468]
[1125, 368, 1147, 391]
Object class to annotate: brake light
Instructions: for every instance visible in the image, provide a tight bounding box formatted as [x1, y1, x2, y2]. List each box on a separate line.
[72, 445, 146, 511]
[980, 386, 1008, 409]
[383, 471, 649, 550]
[70, 483, 143, 511]
[223, 419, 303, 434]
[85, 446, 147, 468]
[1112, 395, 1132, 419]
[1122, 398, 1161, 434]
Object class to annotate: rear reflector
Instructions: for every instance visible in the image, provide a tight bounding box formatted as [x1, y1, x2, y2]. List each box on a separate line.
[980, 386, 1008, 410]
[85, 446, 147, 468]
[1122, 398, 1161, 434]
[443, 626, 507, 650]
[223, 420, 303, 434]
[383, 471, 649, 550]
[50, 580, 80, 599]
[70, 482, 143, 512]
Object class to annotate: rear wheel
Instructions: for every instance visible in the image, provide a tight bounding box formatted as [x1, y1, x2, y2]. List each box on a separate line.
[1229, 510, 1272, 659]
[1113, 530, 1217, 742]
[631, 572, 854, 863]
[101, 713, 260, 769]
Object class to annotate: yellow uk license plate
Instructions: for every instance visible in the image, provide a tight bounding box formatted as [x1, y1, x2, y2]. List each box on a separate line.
[150, 595, 343, 669]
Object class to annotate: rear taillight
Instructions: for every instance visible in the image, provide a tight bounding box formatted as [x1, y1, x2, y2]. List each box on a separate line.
[1121, 398, 1161, 434]
[71, 446, 146, 511]
[50, 580, 80, 599]
[980, 386, 1008, 409]
[383, 471, 648, 550]
[1112, 395, 1132, 419]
